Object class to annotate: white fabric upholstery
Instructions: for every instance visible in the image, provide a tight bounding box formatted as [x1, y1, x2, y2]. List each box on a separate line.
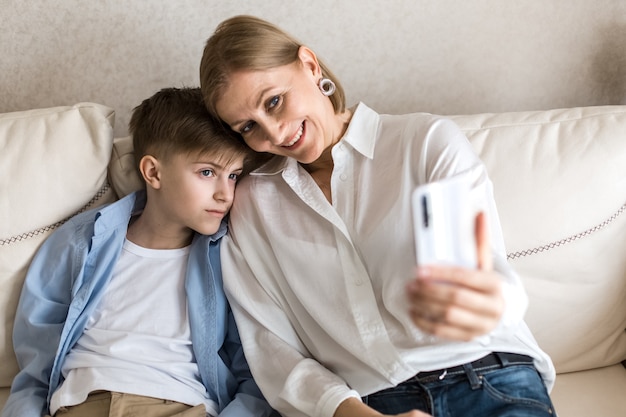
[108, 136, 144, 198]
[550, 365, 626, 416]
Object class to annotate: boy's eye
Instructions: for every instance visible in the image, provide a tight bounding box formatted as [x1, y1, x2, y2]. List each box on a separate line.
[200, 169, 215, 177]
[229, 173, 240, 181]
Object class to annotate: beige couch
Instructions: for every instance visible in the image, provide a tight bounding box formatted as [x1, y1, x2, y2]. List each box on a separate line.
[1, 102, 625, 416]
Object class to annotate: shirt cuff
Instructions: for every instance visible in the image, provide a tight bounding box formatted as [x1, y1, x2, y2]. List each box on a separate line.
[316, 386, 362, 417]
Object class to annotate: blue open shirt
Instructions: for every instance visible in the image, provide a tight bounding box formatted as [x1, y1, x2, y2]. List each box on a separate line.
[2, 191, 275, 417]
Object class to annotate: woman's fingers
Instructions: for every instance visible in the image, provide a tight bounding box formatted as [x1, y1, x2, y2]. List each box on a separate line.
[406, 269, 503, 340]
[406, 209, 505, 340]
[475, 211, 493, 271]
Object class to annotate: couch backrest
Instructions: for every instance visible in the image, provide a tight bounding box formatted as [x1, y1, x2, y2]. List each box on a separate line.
[453, 106, 626, 372]
[1, 104, 625, 399]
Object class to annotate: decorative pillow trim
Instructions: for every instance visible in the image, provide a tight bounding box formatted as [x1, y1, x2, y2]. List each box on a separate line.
[0, 183, 111, 246]
[507, 202, 626, 260]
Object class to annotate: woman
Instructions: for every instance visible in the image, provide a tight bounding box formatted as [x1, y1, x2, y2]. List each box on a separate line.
[199, 15, 555, 417]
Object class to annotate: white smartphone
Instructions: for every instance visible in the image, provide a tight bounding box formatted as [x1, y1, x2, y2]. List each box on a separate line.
[412, 174, 478, 268]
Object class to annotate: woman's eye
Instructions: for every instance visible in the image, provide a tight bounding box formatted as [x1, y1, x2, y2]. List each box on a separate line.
[268, 95, 280, 109]
[200, 169, 215, 177]
[241, 121, 255, 134]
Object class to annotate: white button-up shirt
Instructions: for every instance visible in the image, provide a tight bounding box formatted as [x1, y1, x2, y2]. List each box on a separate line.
[221, 103, 555, 417]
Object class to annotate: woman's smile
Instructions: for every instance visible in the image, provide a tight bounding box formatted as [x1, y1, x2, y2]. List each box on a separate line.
[283, 122, 304, 148]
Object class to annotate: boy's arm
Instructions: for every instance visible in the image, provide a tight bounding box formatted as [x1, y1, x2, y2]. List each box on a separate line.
[217, 310, 279, 417]
[1, 225, 77, 417]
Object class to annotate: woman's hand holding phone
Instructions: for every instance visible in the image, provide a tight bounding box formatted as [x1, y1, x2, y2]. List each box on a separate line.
[406, 175, 504, 341]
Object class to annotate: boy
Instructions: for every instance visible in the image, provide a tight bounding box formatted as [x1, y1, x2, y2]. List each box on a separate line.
[1, 87, 276, 417]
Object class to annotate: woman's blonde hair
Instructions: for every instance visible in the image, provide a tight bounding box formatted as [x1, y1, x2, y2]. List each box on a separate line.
[200, 15, 346, 119]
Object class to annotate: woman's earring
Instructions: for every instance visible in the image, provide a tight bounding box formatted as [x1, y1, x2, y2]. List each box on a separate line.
[318, 78, 336, 96]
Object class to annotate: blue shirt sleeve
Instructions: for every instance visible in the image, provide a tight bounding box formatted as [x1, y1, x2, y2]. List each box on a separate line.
[1, 222, 83, 417]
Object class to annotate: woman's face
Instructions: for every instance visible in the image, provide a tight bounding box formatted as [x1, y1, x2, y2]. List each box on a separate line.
[215, 47, 343, 164]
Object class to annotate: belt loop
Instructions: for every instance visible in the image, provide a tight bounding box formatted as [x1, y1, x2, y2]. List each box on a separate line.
[462, 363, 482, 390]
[494, 352, 509, 367]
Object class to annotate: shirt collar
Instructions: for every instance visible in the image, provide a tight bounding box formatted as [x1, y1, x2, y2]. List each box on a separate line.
[250, 154, 290, 176]
[210, 218, 229, 242]
[340, 102, 378, 159]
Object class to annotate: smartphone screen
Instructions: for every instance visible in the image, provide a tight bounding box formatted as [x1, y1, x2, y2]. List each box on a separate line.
[412, 174, 477, 268]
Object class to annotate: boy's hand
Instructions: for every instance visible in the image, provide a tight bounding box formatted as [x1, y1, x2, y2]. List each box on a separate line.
[406, 212, 504, 341]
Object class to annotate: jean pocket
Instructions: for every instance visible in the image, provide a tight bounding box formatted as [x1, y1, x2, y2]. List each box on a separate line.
[480, 366, 555, 415]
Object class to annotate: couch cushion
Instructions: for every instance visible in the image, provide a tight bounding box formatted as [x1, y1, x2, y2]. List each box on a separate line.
[108, 135, 143, 198]
[452, 106, 626, 373]
[0, 103, 116, 389]
[550, 364, 626, 417]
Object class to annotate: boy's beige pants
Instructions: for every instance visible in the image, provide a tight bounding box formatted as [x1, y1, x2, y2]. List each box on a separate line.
[50, 391, 207, 417]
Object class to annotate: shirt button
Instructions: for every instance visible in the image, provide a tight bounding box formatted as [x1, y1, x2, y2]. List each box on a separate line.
[340, 174, 348, 181]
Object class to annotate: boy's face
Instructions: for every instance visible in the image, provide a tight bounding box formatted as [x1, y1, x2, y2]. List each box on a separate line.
[153, 150, 243, 236]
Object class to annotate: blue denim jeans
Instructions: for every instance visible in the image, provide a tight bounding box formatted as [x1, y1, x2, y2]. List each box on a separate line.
[362, 364, 555, 417]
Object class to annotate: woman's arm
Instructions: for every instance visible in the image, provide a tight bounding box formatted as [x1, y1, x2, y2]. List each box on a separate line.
[406, 118, 528, 340]
[221, 234, 362, 417]
[218, 309, 279, 417]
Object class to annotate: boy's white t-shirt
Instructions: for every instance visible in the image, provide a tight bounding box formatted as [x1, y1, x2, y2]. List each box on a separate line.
[50, 239, 219, 417]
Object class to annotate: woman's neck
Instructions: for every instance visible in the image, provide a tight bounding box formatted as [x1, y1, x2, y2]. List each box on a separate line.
[304, 164, 333, 202]
[300, 108, 353, 202]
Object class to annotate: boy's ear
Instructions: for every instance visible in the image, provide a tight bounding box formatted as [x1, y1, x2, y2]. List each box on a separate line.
[297, 45, 322, 79]
[138, 155, 161, 190]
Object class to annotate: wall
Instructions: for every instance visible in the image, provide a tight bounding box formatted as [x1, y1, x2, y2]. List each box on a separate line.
[1, 0, 625, 137]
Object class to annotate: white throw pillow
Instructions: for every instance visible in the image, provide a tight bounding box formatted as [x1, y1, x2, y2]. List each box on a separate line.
[108, 135, 143, 199]
[0, 103, 116, 387]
